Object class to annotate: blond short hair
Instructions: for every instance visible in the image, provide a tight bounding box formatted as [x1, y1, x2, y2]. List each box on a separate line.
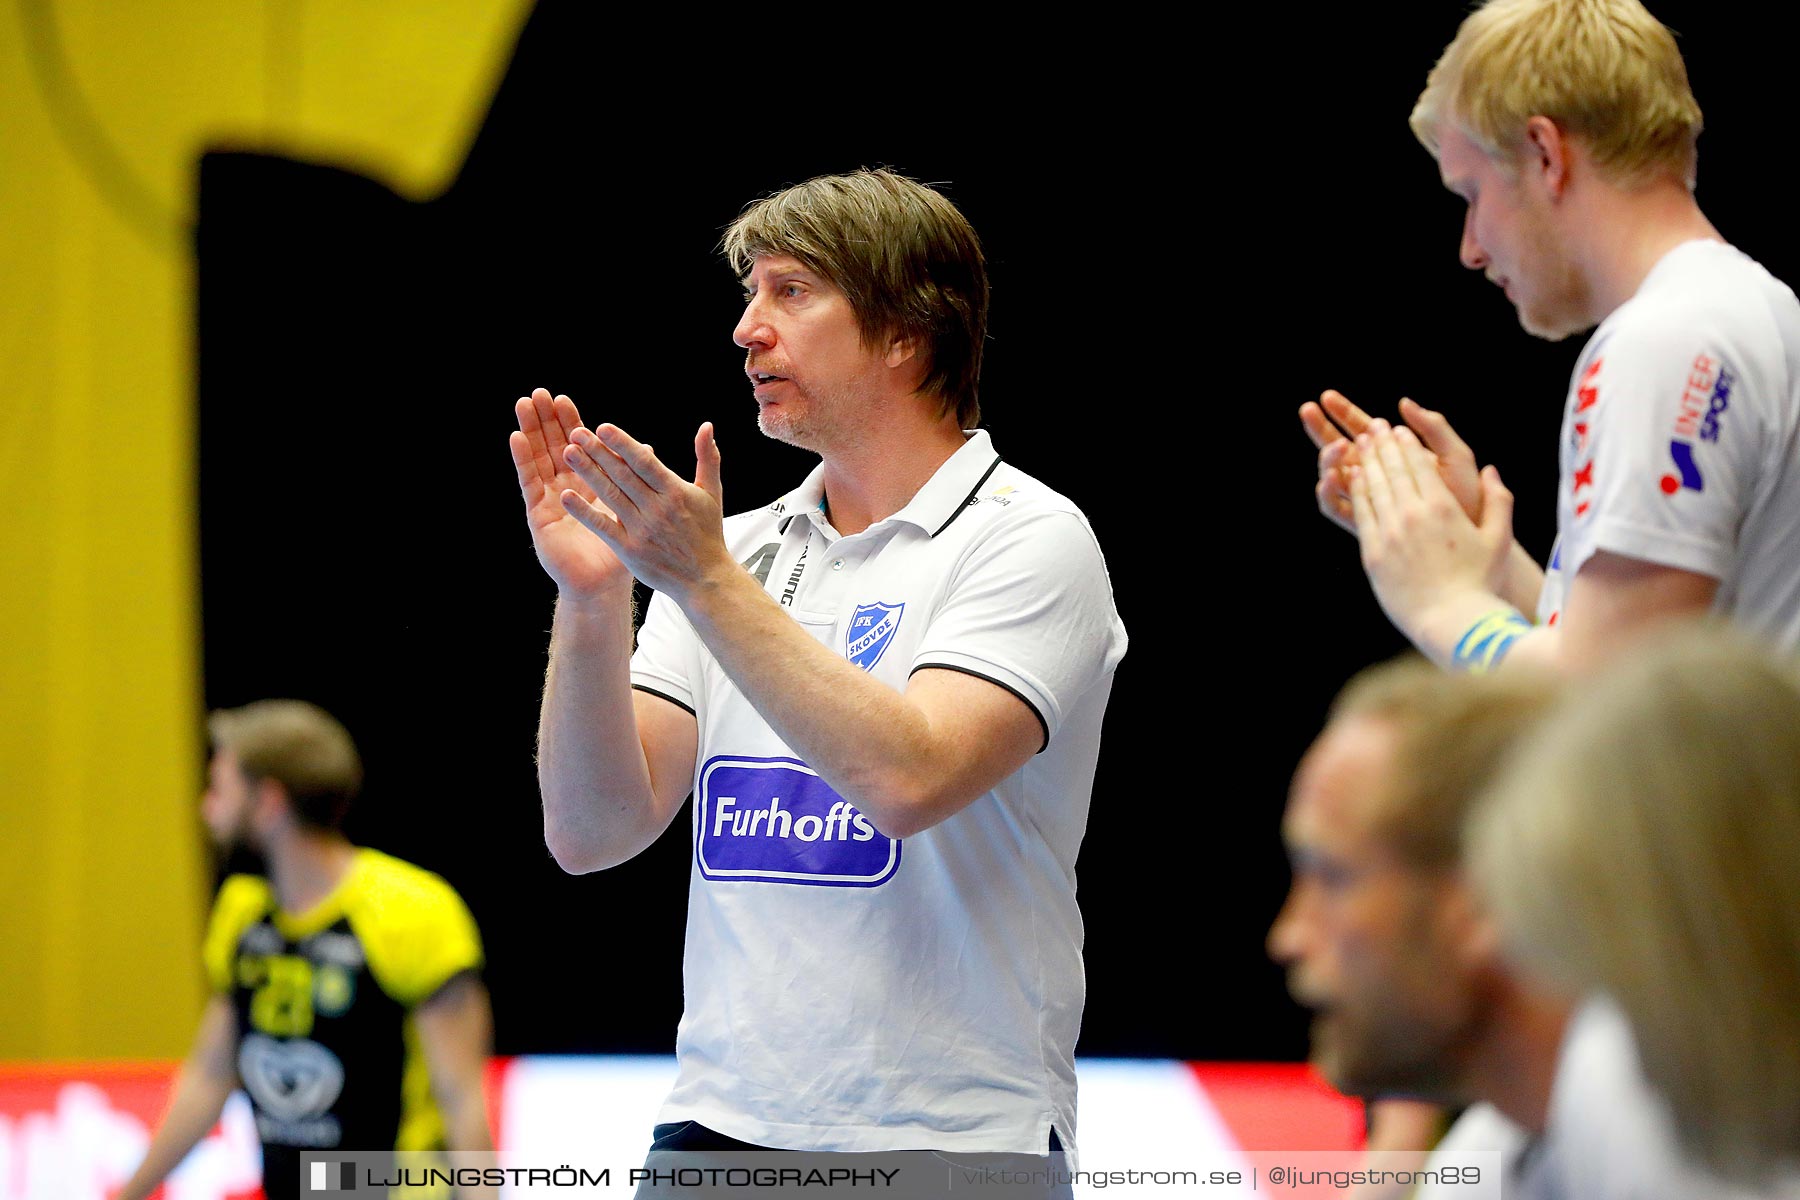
[1410, 0, 1703, 185]
[722, 169, 989, 429]
[1330, 656, 1559, 870]
[1469, 627, 1800, 1184]
[209, 700, 363, 831]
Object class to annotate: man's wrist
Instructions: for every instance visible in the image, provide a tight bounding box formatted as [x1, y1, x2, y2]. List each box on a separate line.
[667, 549, 756, 617]
[555, 585, 634, 623]
[1498, 541, 1547, 612]
[1403, 587, 1523, 669]
[1447, 605, 1533, 674]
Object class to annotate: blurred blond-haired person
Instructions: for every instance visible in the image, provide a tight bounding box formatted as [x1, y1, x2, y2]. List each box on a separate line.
[1472, 627, 1800, 1196]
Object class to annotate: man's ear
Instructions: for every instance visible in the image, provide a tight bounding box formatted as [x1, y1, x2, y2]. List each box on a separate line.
[1522, 115, 1572, 199]
[252, 776, 289, 823]
[885, 333, 919, 369]
[1438, 876, 1504, 969]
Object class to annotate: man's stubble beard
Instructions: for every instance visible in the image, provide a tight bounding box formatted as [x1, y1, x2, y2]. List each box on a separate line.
[1513, 208, 1596, 344]
[755, 377, 879, 458]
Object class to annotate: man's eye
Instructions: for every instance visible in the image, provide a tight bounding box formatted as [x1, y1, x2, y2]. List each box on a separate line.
[1313, 862, 1355, 891]
[783, 284, 804, 298]
[742, 292, 756, 304]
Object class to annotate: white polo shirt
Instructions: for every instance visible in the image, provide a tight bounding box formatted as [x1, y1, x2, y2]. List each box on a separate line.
[1538, 240, 1800, 648]
[1540, 997, 1800, 1199]
[1416, 1104, 1551, 1200]
[630, 429, 1128, 1154]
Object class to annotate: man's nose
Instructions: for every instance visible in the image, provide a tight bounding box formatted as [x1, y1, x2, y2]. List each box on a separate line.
[1459, 208, 1488, 272]
[1267, 886, 1309, 965]
[734, 296, 772, 350]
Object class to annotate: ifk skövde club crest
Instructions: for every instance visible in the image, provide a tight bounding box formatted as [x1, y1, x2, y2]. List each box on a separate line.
[847, 601, 905, 671]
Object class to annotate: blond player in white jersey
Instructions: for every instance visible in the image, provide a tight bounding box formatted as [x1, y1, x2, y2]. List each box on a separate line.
[1301, 0, 1800, 676]
[1294, 0, 1800, 1188]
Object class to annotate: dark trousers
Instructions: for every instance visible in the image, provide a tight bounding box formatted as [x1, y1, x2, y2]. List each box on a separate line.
[650, 1121, 1066, 1152]
[636, 1122, 1073, 1199]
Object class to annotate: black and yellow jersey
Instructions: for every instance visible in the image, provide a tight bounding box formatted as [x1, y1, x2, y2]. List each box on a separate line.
[202, 848, 483, 1197]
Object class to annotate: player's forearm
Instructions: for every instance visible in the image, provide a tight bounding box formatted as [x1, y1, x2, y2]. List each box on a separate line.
[679, 567, 969, 838]
[116, 1065, 235, 1200]
[537, 592, 662, 871]
[444, 1091, 494, 1152]
[441, 1083, 497, 1199]
[1498, 541, 1547, 614]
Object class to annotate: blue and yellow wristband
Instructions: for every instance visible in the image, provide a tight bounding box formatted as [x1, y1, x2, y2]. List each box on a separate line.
[1452, 609, 1534, 674]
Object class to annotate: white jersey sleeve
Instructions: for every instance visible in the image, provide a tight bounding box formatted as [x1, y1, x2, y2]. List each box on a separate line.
[631, 588, 703, 714]
[1561, 277, 1776, 584]
[909, 507, 1127, 748]
[1540, 240, 1800, 640]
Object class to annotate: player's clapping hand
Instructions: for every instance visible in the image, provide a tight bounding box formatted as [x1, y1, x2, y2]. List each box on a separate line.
[555, 418, 729, 603]
[1348, 419, 1515, 637]
[1301, 390, 1484, 532]
[510, 388, 636, 601]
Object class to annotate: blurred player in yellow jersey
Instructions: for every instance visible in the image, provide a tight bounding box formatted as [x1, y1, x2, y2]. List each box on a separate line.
[118, 700, 493, 1200]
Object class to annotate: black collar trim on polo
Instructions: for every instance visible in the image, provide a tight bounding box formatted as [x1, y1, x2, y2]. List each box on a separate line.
[930, 455, 1003, 538]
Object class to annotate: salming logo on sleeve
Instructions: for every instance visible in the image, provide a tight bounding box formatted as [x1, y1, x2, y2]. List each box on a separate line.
[696, 755, 900, 887]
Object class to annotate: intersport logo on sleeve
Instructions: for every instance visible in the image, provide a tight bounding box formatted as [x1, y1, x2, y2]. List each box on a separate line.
[1661, 352, 1734, 496]
[696, 755, 901, 887]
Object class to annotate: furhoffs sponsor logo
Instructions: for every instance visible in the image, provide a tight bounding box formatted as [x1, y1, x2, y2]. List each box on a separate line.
[696, 756, 900, 887]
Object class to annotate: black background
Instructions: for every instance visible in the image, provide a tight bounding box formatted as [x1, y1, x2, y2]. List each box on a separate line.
[194, 3, 1797, 1060]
